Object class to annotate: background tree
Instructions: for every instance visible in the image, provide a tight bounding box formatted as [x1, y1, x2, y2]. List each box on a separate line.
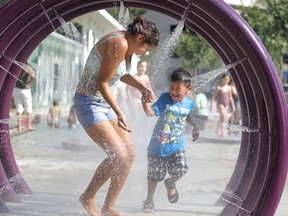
[0, 0, 6, 7]
[240, 0, 288, 76]
[175, 28, 221, 72]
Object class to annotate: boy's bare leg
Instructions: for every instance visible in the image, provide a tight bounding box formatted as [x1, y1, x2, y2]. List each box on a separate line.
[144, 180, 157, 204]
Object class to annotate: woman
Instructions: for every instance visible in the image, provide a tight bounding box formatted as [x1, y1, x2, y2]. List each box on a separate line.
[74, 16, 160, 216]
[13, 67, 36, 131]
[209, 73, 235, 137]
[126, 60, 153, 118]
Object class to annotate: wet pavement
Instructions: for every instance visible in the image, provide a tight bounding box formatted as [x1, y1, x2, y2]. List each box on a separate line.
[3, 111, 288, 216]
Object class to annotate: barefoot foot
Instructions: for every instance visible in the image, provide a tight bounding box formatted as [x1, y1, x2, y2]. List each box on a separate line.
[79, 195, 100, 216]
[101, 207, 123, 216]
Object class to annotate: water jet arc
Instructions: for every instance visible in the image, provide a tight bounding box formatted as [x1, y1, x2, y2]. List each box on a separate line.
[0, 1, 287, 215]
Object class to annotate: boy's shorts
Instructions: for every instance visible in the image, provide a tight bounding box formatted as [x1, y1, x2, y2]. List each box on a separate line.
[147, 150, 189, 182]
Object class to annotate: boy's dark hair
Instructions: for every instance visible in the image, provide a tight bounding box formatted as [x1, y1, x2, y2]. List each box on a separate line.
[170, 68, 192, 87]
[53, 100, 59, 106]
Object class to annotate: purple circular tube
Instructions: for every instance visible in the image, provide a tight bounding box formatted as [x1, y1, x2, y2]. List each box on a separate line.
[0, 0, 287, 215]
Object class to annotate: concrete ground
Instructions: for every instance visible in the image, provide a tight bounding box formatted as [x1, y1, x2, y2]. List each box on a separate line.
[2, 110, 288, 216]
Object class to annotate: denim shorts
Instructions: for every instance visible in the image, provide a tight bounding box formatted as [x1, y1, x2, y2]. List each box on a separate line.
[73, 91, 117, 129]
[147, 151, 189, 182]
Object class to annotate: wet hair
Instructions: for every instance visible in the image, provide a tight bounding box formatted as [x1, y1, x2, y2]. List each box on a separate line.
[221, 73, 230, 79]
[170, 68, 192, 87]
[127, 16, 160, 46]
[53, 100, 59, 106]
[137, 60, 147, 66]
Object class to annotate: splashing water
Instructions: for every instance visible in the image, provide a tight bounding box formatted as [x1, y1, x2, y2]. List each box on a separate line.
[224, 186, 243, 201]
[3, 55, 38, 76]
[0, 119, 9, 124]
[40, 3, 56, 30]
[0, 55, 38, 92]
[69, 22, 82, 43]
[229, 124, 260, 133]
[219, 196, 252, 214]
[0, 64, 21, 82]
[151, 5, 190, 94]
[118, 0, 130, 26]
[152, 10, 188, 70]
[53, 8, 82, 43]
[118, 1, 125, 24]
[191, 57, 247, 93]
[124, 8, 130, 25]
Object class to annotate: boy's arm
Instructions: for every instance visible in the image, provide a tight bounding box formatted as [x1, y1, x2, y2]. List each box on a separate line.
[186, 113, 199, 141]
[141, 97, 155, 117]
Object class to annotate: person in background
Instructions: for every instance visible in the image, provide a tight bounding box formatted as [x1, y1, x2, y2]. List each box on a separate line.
[47, 99, 61, 128]
[141, 68, 199, 213]
[209, 73, 235, 137]
[67, 104, 77, 129]
[192, 88, 208, 130]
[73, 16, 160, 216]
[228, 79, 241, 134]
[12, 66, 36, 132]
[126, 60, 153, 114]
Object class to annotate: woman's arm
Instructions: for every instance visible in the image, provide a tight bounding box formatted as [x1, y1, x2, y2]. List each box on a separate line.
[96, 37, 131, 131]
[121, 73, 155, 102]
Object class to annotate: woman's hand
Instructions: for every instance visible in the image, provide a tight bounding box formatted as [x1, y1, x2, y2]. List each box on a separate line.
[141, 89, 155, 103]
[117, 112, 132, 133]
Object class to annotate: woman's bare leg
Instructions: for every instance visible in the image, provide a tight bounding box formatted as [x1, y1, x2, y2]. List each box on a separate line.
[79, 119, 135, 216]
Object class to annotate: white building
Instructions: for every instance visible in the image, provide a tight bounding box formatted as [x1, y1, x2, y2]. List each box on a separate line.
[31, 10, 139, 110]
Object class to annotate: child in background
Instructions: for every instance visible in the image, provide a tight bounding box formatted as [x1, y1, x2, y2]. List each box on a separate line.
[141, 68, 199, 213]
[47, 100, 61, 128]
[126, 60, 153, 111]
[192, 88, 208, 130]
[67, 105, 77, 129]
[209, 73, 235, 136]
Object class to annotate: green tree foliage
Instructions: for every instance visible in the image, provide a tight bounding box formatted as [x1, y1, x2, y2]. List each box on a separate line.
[240, 0, 288, 72]
[0, 0, 6, 7]
[175, 28, 221, 71]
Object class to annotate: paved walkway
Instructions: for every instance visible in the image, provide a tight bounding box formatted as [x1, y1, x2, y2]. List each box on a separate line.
[3, 110, 288, 216]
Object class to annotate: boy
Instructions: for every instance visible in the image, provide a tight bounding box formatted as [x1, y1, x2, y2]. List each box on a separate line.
[141, 68, 199, 213]
[47, 99, 61, 128]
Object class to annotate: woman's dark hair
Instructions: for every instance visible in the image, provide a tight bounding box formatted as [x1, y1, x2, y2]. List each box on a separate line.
[127, 16, 160, 46]
[170, 68, 192, 87]
[221, 73, 230, 79]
